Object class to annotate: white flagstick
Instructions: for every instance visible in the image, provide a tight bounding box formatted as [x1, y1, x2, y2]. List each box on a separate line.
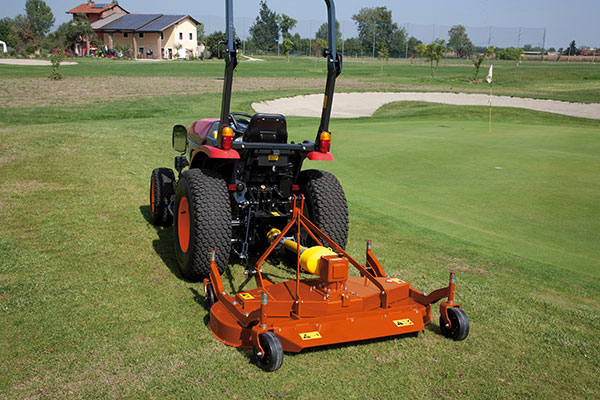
[486, 65, 493, 133]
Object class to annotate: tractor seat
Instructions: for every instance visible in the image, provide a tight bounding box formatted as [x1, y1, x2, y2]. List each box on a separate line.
[243, 114, 287, 144]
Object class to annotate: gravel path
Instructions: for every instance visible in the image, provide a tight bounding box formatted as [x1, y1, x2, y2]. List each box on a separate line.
[0, 59, 78, 66]
[253, 92, 600, 120]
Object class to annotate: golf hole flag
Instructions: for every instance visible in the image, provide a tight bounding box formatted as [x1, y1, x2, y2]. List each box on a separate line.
[486, 65, 493, 84]
[487, 65, 493, 133]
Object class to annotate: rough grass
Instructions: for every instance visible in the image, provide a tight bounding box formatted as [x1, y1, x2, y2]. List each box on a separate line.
[0, 60, 599, 398]
[1, 57, 599, 102]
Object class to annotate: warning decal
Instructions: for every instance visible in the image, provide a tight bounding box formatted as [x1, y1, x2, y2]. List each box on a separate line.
[390, 278, 405, 284]
[299, 331, 322, 340]
[393, 319, 414, 327]
[239, 293, 254, 300]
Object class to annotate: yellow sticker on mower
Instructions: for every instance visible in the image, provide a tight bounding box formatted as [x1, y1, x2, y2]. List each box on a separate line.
[393, 319, 414, 327]
[268, 155, 279, 161]
[239, 293, 254, 300]
[389, 278, 405, 284]
[299, 331, 322, 340]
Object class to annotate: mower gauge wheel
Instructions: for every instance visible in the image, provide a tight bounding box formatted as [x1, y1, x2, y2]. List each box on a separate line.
[254, 332, 283, 372]
[440, 307, 470, 341]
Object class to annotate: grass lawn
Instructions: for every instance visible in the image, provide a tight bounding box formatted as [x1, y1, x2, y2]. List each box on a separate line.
[1, 56, 599, 103]
[1, 59, 599, 398]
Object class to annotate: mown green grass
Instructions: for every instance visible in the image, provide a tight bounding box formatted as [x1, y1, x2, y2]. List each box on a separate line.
[1, 61, 599, 398]
[1, 56, 599, 102]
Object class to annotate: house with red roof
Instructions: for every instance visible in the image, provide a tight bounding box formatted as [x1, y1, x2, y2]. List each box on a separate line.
[66, 2, 129, 55]
[66, 2, 199, 59]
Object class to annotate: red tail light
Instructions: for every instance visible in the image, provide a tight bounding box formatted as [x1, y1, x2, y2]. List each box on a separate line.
[222, 126, 234, 150]
[319, 131, 331, 153]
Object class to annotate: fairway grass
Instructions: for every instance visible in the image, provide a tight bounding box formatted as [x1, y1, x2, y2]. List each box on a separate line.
[1, 61, 599, 398]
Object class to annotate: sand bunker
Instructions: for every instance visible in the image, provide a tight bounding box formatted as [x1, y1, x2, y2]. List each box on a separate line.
[252, 92, 600, 120]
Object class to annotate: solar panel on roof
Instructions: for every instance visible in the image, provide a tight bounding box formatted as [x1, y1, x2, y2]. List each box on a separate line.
[101, 14, 162, 30]
[137, 15, 186, 32]
[92, 3, 109, 8]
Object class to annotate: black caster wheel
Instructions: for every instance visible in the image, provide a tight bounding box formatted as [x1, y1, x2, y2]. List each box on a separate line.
[440, 307, 469, 341]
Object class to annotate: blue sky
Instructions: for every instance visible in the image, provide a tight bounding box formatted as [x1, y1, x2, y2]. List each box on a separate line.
[3, 0, 599, 48]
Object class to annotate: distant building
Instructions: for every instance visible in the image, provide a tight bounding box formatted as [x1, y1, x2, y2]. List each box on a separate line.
[96, 14, 200, 59]
[66, 2, 129, 55]
[66, 2, 199, 59]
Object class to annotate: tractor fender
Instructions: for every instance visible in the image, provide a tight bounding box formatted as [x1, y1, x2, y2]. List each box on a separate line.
[192, 145, 240, 160]
[189, 145, 239, 170]
[306, 151, 334, 161]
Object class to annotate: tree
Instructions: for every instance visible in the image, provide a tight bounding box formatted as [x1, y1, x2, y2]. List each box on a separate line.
[249, 1, 280, 53]
[12, 14, 37, 53]
[0, 18, 19, 48]
[343, 37, 361, 56]
[205, 31, 226, 58]
[406, 36, 422, 57]
[66, 14, 95, 54]
[377, 40, 388, 70]
[43, 21, 69, 51]
[416, 39, 445, 78]
[279, 14, 296, 40]
[447, 25, 473, 58]
[471, 47, 494, 81]
[49, 52, 62, 80]
[25, 0, 54, 40]
[389, 28, 407, 58]
[565, 40, 579, 56]
[282, 38, 293, 61]
[315, 20, 342, 50]
[312, 38, 327, 58]
[352, 7, 398, 57]
[496, 47, 523, 60]
[196, 22, 205, 45]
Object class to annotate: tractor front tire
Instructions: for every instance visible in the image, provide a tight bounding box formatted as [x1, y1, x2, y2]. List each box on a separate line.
[173, 168, 232, 281]
[298, 169, 349, 248]
[150, 168, 175, 226]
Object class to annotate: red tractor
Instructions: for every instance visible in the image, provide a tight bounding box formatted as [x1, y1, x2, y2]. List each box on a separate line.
[149, 0, 347, 281]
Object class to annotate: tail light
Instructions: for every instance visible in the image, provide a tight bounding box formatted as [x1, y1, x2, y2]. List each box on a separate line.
[319, 131, 331, 153]
[221, 126, 234, 150]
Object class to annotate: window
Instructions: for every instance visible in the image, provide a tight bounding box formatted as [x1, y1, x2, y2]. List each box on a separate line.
[124, 32, 128, 38]
[160, 32, 164, 40]
[179, 32, 183, 40]
[139, 33, 144, 38]
[189, 33, 193, 40]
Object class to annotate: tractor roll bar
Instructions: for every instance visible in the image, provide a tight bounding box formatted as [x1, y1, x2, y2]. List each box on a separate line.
[218, 0, 238, 146]
[317, 0, 342, 141]
[217, 0, 342, 147]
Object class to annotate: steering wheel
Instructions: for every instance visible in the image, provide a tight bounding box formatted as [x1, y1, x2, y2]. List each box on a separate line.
[229, 112, 252, 133]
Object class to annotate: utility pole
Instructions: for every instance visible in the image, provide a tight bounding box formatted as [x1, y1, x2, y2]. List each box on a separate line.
[541, 27, 546, 63]
[405, 23, 409, 59]
[372, 17, 376, 58]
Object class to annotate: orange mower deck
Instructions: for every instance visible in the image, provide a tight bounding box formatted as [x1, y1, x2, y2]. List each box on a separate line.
[205, 196, 469, 371]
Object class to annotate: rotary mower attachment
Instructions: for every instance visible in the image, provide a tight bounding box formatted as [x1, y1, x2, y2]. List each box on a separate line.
[204, 196, 469, 372]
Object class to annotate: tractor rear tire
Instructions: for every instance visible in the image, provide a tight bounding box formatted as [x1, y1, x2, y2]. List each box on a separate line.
[150, 168, 175, 227]
[173, 168, 232, 281]
[298, 169, 349, 249]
